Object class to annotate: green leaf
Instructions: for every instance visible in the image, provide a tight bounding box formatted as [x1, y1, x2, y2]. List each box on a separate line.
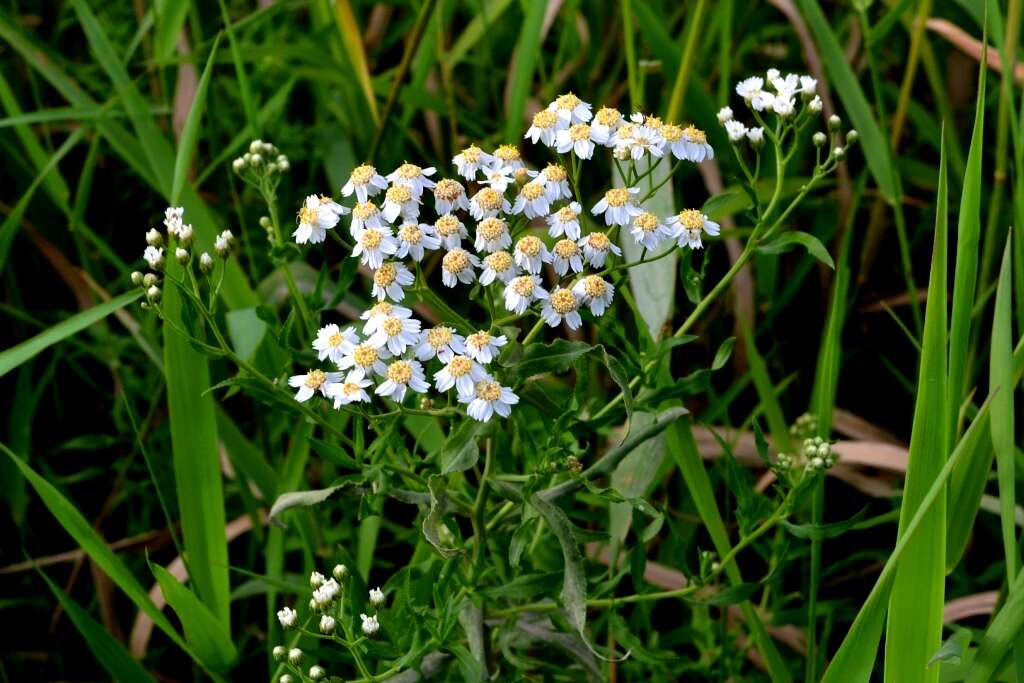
[0, 290, 141, 379]
[153, 0, 190, 63]
[965, 569, 1024, 683]
[216, 410, 277, 501]
[783, 506, 869, 540]
[756, 230, 835, 269]
[269, 484, 346, 523]
[171, 35, 219, 205]
[332, 0, 380, 126]
[711, 336, 736, 371]
[991, 236, 1017, 582]
[503, 0, 547, 140]
[928, 627, 972, 666]
[150, 564, 237, 673]
[439, 420, 482, 475]
[308, 438, 359, 471]
[422, 475, 460, 558]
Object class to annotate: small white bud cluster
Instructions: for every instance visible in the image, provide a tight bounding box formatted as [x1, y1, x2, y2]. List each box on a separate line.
[723, 69, 825, 149]
[233, 139, 290, 177]
[789, 413, 818, 441]
[802, 436, 838, 472]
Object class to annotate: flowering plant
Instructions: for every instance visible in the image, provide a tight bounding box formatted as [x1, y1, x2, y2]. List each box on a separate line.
[133, 71, 853, 680]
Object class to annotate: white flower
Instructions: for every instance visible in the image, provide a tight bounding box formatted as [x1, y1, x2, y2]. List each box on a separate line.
[592, 187, 642, 226]
[360, 613, 380, 636]
[326, 369, 373, 408]
[375, 359, 429, 402]
[452, 144, 494, 180]
[177, 224, 194, 245]
[371, 261, 415, 302]
[613, 119, 665, 160]
[143, 246, 164, 270]
[361, 301, 411, 333]
[352, 225, 398, 269]
[434, 355, 488, 394]
[145, 228, 162, 247]
[214, 230, 233, 256]
[736, 76, 762, 102]
[513, 235, 551, 274]
[746, 127, 764, 145]
[163, 206, 184, 236]
[294, 194, 347, 245]
[503, 274, 548, 314]
[548, 92, 592, 124]
[396, 222, 441, 261]
[479, 163, 516, 193]
[386, 162, 436, 199]
[808, 95, 823, 113]
[415, 325, 466, 362]
[799, 75, 818, 97]
[724, 120, 748, 142]
[350, 201, 387, 233]
[717, 106, 734, 123]
[547, 202, 583, 240]
[313, 323, 356, 364]
[770, 72, 800, 97]
[433, 178, 470, 214]
[630, 211, 670, 250]
[525, 108, 563, 146]
[590, 107, 622, 144]
[311, 571, 325, 588]
[343, 164, 389, 202]
[464, 331, 507, 364]
[491, 144, 524, 171]
[338, 340, 389, 377]
[572, 275, 615, 315]
[550, 238, 584, 276]
[367, 314, 422, 355]
[662, 124, 714, 162]
[441, 248, 480, 287]
[534, 164, 572, 202]
[578, 231, 622, 267]
[469, 187, 511, 220]
[542, 288, 583, 329]
[381, 183, 421, 223]
[459, 379, 519, 422]
[668, 208, 720, 250]
[555, 123, 596, 159]
[312, 578, 340, 607]
[288, 369, 341, 402]
[369, 587, 386, 607]
[479, 251, 519, 284]
[277, 606, 297, 629]
[773, 95, 796, 117]
[199, 252, 213, 272]
[474, 217, 512, 253]
[288, 648, 303, 666]
[511, 181, 551, 219]
[434, 214, 469, 249]
[319, 615, 336, 634]
[332, 564, 348, 580]
[766, 68, 781, 81]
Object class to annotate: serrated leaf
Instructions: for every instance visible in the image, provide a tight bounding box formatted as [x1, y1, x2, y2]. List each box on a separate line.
[439, 420, 481, 475]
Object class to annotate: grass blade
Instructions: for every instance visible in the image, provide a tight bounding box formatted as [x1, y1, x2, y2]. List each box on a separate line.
[991, 235, 1016, 581]
[332, 0, 380, 126]
[151, 563, 237, 672]
[883, 133, 948, 683]
[171, 35, 220, 205]
[153, 0, 190, 63]
[964, 568, 1024, 683]
[503, 0, 547, 141]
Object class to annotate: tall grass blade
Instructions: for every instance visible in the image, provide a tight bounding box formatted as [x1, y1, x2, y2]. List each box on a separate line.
[503, 0, 547, 141]
[171, 35, 219, 205]
[964, 567, 1024, 683]
[665, 0, 707, 123]
[151, 563, 237, 672]
[883, 134, 948, 683]
[153, 0, 190, 64]
[332, 0, 380, 126]
[991, 236, 1017, 580]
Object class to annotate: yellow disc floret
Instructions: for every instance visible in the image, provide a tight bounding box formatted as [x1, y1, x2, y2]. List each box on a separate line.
[474, 188, 502, 211]
[443, 248, 471, 273]
[298, 205, 318, 225]
[511, 275, 535, 296]
[475, 380, 502, 401]
[516, 236, 542, 257]
[605, 188, 629, 207]
[634, 212, 659, 232]
[568, 124, 591, 141]
[387, 360, 412, 383]
[521, 182, 545, 200]
[544, 164, 568, 182]
[682, 125, 706, 143]
[350, 164, 375, 184]
[396, 162, 422, 179]
[448, 356, 473, 377]
[494, 144, 520, 162]
[587, 232, 611, 250]
[477, 217, 507, 241]
[583, 275, 607, 298]
[550, 288, 578, 314]
[381, 317, 404, 337]
[426, 326, 453, 348]
[386, 184, 412, 203]
[677, 209, 704, 230]
[399, 224, 422, 243]
[374, 263, 397, 286]
[485, 251, 513, 272]
[435, 214, 461, 237]
[353, 344, 378, 366]
[532, 109, 558, 129]
[594, 107, 621, 126]
[434, 179, 463, 201]
[553, 239, 578, 258]
[360, 228, 383, 249]
[304, 369, 327, 389]
[353, 201, 379, 219]
[466, 331, 491, 349]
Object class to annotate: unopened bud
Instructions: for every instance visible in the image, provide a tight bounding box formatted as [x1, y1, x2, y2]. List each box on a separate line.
[199, 252, 213, 273]
[272, 645, 288, 661]
[319, 615, 336, 634]
[813, 132, 827, 147]
[846, 129, 859, 144]
[145, 228, 163, 247]
[232, 157, 245, 173]
[146, 285, 161, 302]
[834, 146, 846, 161]
[249, 139, 263, 154]
[143, 273, 158, 288]
[332, 564, 348, 581]
[175, 247, 189, 265]
[280, 675, 294, 683]
[309, 666, 326, 681]
[259, 216, 272, 229]
[828, 114, 841, 131]
[131, 271, 144, 286]
[287, 648, 302, 666]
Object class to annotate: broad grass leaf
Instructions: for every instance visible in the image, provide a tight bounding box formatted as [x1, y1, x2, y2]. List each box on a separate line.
[150, 564, 237, 673]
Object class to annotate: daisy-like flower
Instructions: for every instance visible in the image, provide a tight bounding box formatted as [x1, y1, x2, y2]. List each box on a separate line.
[555, 123, 596, 159]
[338, 340, 389, 377]
[294, 194, 345, 244]
[415, 325, 466, 362]
[375, 359, 429, 402]
[343, 164, 388, 203]
[460, 379, 519, 422]
[441, 248, 480, 287]
[547, 202, 583, 240]
[808, 95, 823, 113]
[434, 354, 488, 394]
[592, 187, 642, 226]
[534, 164, 572, 202]
[434, 214, 468, 249]
[591, 107, 622, 145]
[214, 230, 233, 256]
[464, 330, 507, 363]
[542, 287, 583, 329]
[369, 587, 386, 607]
[433, 179, 469, 214]
[277, 606, 298, 629]
[326, 369, 373, 408]
[717, 107, 734, 123]
[525, 108, 563, 146]
[350, 201, 386, 233]
[668, 208, 721, 249]
[550, 238, 584, 275]
[386, 162, 436, 198]
[573, 275, 615, 315]
[504, 274, 548, 314]
[514, 235, 551, 274]
[579, 231, 622, 267]
[736, 76, 774, 111]
[773, 95, 796, 118]
[746, 127, 765, 145]
[360, 301, 412, 335]
[381, 184, 420, 223]
[313, 323, 356, 364]
[662, 124, 714, 163]
[163, 206, 184, 236]
[630, 211, 670, 250]
[548, 92, 592, 124]
[474, 216, 512, 253]
[469, 187, 511, 220]
[452, 144, 493, 180]
[479, 163, 516, 193]
[288, 369, 341, 402]
[799, 75, 818, 97]
[724, 120, 748, 142]
[367, 314, 422, 355]
[371, 261, 415, 302]
[396, 222, 441, 261]
[352, 225, 398, 269]
[511, 181, 551, 219]
[143, 246, 164, 270]
[613, 116, 666, 160]
[770, 72, 800, 97]
[479, 250, 518, 284]
[360, 614, 380, 637]
[492, 144, 524, 171]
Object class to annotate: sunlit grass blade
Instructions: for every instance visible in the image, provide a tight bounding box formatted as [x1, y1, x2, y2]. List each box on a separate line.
[883, 134, 948, 683]
[991, 235, 1016, 581]
[171, 35, 219, 205]
[332, 0, 380, 127]
[503, 0, 546, 141]
[964, 567, 1024, 683]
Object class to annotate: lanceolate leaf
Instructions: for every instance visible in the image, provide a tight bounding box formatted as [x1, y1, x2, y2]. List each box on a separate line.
[990, 237, 1017, 582]
[151, 564, 238, 673]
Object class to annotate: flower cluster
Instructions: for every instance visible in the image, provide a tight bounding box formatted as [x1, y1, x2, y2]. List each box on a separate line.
[721, 69, 821, 143]
[232, 139, 290, 176]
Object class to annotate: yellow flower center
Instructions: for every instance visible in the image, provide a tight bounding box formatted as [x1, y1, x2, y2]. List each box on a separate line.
[435, 215, 461, 236]
[544, 164, 567, 182]
[350, 165, 375, 184]
[466, 331, 491, 350]
[517, 236, 542, 257]
[475, 380, 502, 402]
[360, 228, 383, 249]
[319, 195, 334, 204]
[399, 224, 422, 243]
[353, 202, 378, 220]
[298, 205, 318, 224]
[374, 262, 397, 286]
[532, 109, 558, 129]
[369, 301, 392, 317]
[477, 217, 507, 241]
[682, 125, 706, 143]
[605, 188, 629, 207]
[434, 179, 463, 201]
[386, 184, 412, 203]
[554, 93, 581, 111]
[328, 332, 344, 347]
[426, 326, 453, 348]
[494, 144, 520, 161]
[387, 360, 412, 383]
[396, 162, 422, 179]
[550, 288, 578, 314]
[583, 276, 607, 298]
[448, 356, 473, 377]
[382, 317, 404, 337]
[460, 145, 481, 163]
[341, 382, 360, 395]
[443, 248, 470, 273]
[635, 212, 658, 232]
[678, 209, 704, 230]
[553, 239, 578, 258]
[304, 369, 327, 389]
[557, 205, 578, 222]
[587, 232, 611, 250]
[644, 115, 664, 130]
[474, 188, 502, 211]
[486, 251, 513, 271]
[595, 107, 621, 126]
[521, 182, 545, 200]
[660, 124, 683, 142]
[511, 276, 535, 296]
[353, 344, 377, 366]
[514, 167, 529, 181]
[568, 124, 591, 141]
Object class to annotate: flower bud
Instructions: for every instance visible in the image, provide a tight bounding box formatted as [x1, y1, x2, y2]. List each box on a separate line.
[175, 247, 189, 265]
[279, 675, 294, 683]
[272, 645, 288, 661]
[287, 647, 302, 666]
[813, 132, 827, 147]
[846, 129, 859, 144]
[828, 114, 841, 131]
[250, 153, 263, 165]
[199, 252, 214, 273]
[717, 106, 733, 123]
[232, 157, 245, 173]
[332, 564, 348, 581]
[249, 139, 263, 154]
[369, 587, 385, 607]
[834, 146, 846, 161]
[177, 224, 193, 246]
[808, 95, 823, 113]
[360, 613, 380, 636]
[145, 228, 163, 247]
[143, 273, 158, 288]
[746, 127, 764, 146]
[146, 285, 161, 302]
[277, 606, 297, 629]
[278, 159, 290, 173]
[259, 216, 272, 229]
[310, 571, 326, 589]
[131, 271, 144, 286]
[319, 615, 336, 634]
[309, 666, 326, 681]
